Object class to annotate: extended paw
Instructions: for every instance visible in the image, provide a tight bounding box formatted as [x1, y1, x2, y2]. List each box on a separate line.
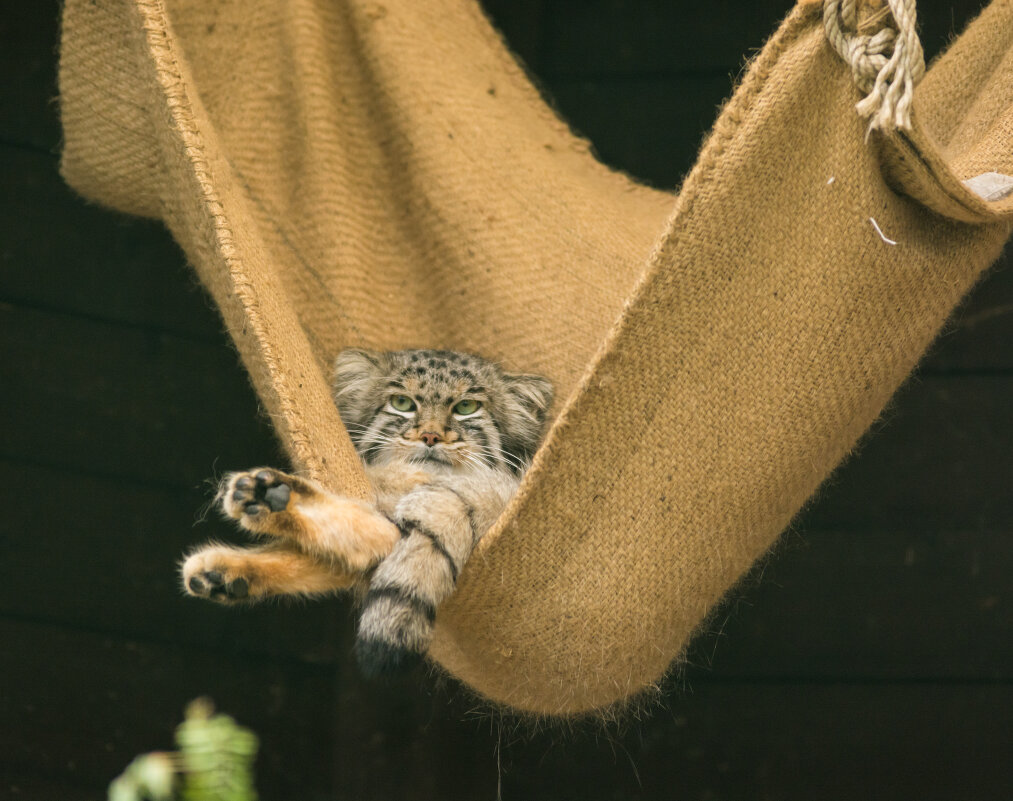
[215, 466, 399, 567]
[187, 569, 250, 602]
[182, 550, 254, 604]
[221, 468, 294, 522]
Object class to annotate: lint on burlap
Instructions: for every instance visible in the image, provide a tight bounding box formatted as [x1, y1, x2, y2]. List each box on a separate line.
[59, 0, 1013, 714]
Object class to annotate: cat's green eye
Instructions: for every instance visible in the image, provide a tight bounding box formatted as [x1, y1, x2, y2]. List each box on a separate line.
[452, 399, 481, 416]
[390, 394, 417, 413]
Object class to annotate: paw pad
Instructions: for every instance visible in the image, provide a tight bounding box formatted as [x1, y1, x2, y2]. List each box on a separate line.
[229, 469, 292, 515]
[188, 570, 250, 601]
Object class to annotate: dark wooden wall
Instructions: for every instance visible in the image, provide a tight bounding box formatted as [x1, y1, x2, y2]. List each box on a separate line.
[2, 1, 1011, 799]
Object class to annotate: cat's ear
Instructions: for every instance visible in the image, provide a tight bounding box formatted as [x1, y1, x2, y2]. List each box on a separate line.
[500, 372, 554, 450]
[503, 373, 554, 423]
[333, 348, 387, 426]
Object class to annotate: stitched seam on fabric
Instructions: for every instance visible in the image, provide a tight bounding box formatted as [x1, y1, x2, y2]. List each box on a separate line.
[133, 0, 368, 493]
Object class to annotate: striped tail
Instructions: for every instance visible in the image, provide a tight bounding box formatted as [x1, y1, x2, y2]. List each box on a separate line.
[355, 490, 476, 676]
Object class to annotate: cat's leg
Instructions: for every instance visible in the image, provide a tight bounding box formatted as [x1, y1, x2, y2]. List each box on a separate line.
[355, 485, 477, 676]
[182, 541, 359, 603]
[219, 467, 399, 572]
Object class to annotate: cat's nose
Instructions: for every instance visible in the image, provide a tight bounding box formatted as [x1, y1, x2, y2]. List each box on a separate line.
[419, 431, 443, 447]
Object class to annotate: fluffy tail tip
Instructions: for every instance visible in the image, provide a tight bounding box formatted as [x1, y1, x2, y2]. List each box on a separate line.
[355, 636, 424, 678]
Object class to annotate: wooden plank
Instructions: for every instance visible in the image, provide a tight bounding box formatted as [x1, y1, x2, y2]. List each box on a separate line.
[922, 251, 1013, 373]
[540, 0, 794, 78]
[507, 683, 1013, 801]
[538, 0, 989, 78]
[481, 0, 545, 72]
[0, 458, 354, 664]
[548, 76, 732, 189]
[0, 146, 223, 341]
[799, 374, 1013, 531]
[0, 303, 282, 487]
[0, 0, 61, 150]
[331, 680, 1013, 801]
[8, 617, 1011, 800]
[0, 619, 336, 798]
[6, 768, 96, 801]
[684, 526, 1013, 681]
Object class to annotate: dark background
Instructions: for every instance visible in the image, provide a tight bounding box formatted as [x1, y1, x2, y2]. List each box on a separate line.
[2, 1, 1011, 798]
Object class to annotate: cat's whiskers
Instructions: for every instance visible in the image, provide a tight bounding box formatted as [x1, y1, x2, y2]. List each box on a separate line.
[463, 454, 492, 473]
[341, 422, 375, 431]
[460, 449, 511, 475]
[358, 431, 400, 462]
[474, 444, 527, 472]
[359, 430, 395, 446]
[345, 424, 381, 442]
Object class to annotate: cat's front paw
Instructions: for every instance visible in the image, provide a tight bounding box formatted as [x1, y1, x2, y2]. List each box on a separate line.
[182, 549, 254, 604]
[220, 468, 295, 523]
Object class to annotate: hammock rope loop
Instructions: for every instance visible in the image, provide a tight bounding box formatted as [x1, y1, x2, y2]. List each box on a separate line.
[823, 0, 926, 132]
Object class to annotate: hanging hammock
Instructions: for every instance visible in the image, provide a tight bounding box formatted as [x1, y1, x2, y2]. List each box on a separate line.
[58, 0, 1013, 715]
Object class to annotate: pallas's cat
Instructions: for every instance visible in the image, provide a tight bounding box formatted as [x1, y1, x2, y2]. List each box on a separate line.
[182, 348, 553, 674]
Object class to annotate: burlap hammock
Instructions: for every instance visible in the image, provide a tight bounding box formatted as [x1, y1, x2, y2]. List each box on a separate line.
[59, 0, 1013, 715]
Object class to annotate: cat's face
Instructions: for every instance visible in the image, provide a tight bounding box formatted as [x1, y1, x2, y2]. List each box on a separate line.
[333, 349, 553, 474]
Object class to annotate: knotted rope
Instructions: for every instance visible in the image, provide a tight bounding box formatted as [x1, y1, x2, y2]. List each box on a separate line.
[824, 0, 925, 132]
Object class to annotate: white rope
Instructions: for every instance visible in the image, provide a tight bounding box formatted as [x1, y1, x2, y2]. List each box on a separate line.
[823, 0, 925, 133]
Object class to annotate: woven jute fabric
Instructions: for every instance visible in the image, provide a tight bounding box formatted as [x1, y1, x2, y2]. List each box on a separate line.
[59, 0, 1013, 714]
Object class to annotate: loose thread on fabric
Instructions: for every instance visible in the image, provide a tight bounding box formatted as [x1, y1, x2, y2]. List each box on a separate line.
[869, 216, 898, 244]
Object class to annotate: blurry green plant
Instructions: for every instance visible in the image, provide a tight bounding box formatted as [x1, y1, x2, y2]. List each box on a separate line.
[108, 698, 259, 801]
